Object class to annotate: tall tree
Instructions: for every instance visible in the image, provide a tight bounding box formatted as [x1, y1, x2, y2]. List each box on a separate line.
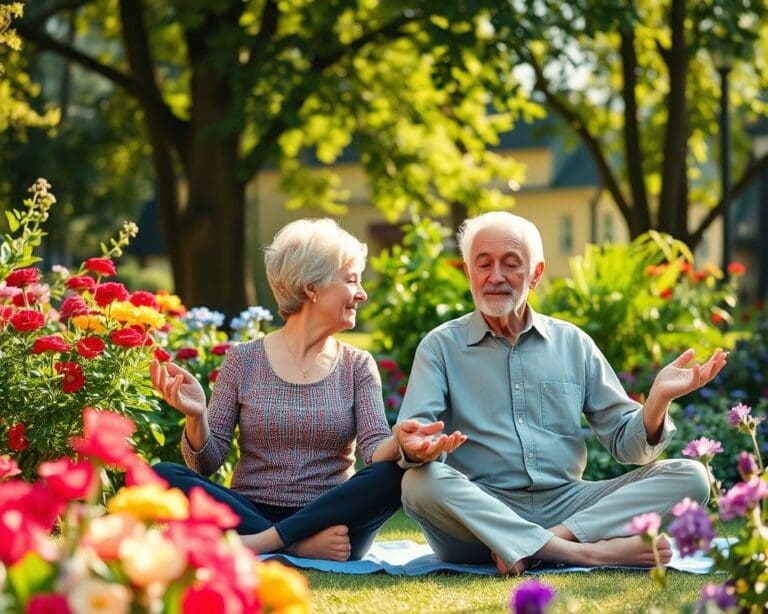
[17, 1, 531, 315]
[488, 0, 768, 246]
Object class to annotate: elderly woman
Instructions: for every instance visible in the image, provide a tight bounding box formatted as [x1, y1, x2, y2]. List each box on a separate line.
[151, 219, 423, 561]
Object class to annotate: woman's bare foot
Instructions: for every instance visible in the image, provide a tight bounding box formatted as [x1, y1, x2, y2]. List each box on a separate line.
[287, 525, 351, 561]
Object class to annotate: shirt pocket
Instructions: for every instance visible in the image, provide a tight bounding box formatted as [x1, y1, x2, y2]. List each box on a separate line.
[540, 381, 584, 436]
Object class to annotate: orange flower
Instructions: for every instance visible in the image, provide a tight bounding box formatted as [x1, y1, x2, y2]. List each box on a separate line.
[256, 560, 311, 614]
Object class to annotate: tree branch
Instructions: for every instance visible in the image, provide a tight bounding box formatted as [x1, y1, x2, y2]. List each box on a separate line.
[22, 0, 90, 29]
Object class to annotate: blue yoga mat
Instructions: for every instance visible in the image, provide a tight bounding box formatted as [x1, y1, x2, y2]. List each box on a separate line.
[261, 538, 726, 576]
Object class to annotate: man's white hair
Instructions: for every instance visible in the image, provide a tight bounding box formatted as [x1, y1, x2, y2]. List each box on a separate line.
[457, 211, 544, 271]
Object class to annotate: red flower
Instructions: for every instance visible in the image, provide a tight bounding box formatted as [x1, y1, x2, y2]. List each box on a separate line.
[176, 347, 199, 361]
[208, 369, 219, 383]
[154, 347, 172, 363]
[38, 458, 98, 501]
[110, 326, 149, 348]
[65, 275, 96, 293]
[659, 287, 673, 300]
[711, 313, 724, 325]
[211, 342, 231, 356]
[31, 334, 71, 354]
[9, 308, 45, 332]
[70, 407, 137, 468]
[129, 290, 159, 309]
[4, 267, 40, 288]
[8, 423, 28, 452]
[727, 262, 746, 276]
[59, 296, 90, 320]
[55, 361, 85, 393]
[94, 282, 129, 307]
[26, 594, 71, 614]
[0, 305, 13, 323]
[378, 358, 398, 370]
[84, 257, 116, 277]
[76, 336, 106, 359]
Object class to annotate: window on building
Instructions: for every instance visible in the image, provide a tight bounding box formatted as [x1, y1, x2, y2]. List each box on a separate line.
[559, 215, 573, 254]
[602, 213, 614, 243]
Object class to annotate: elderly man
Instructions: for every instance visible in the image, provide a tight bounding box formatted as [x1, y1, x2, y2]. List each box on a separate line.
[394, 211, 726, 575]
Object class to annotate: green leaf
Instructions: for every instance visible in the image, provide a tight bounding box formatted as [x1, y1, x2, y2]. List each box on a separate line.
[150, 421, 166, 445]
[4, 210, 19, 232]
[6, 552, 57, 607]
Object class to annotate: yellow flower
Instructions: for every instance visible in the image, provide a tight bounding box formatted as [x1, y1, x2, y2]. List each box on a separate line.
[71, 314, 105, 334]
[107, 484, 188, 521]
[130, 305, 166, 330]
[155, 291, 184, 314]
[119, 529, 187, 587]
[256, 560, 311, 614]
[67, 578, 132, 614]
[107, 300, 136, 323]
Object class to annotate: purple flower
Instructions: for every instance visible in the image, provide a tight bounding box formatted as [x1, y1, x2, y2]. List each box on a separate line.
[737, 451, 759, 481]
[668, 498, 716, 557]
[509, 579, 556, 614]
[697, 583, 737, 612]
[718, 477, 768, 521]
[681, 437, 724, 461]
[727, 402, 752, 428]
[627, 512, 661, 536]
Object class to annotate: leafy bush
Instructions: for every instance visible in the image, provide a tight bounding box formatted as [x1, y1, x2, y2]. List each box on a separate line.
[532, 231, 739, 373]
[364, 217, 472, 374]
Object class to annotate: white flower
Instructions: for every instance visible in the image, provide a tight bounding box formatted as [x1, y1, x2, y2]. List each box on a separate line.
[67, 578, 132, 614]
[118, 529, 187, 587]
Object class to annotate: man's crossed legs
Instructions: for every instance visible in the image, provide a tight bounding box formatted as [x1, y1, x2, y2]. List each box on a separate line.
[401, 459, 709, 575]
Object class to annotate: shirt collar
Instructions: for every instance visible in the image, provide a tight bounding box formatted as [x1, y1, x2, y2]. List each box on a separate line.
[466, 306, 552, 346]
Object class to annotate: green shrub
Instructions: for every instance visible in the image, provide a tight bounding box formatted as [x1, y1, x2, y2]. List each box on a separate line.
[364, 217, 472, 374]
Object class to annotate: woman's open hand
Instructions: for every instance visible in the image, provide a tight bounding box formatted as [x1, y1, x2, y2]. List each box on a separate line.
[149, 359, 207, 418]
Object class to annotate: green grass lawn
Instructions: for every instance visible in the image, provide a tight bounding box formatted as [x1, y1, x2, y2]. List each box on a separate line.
[305, 511, 720, 613]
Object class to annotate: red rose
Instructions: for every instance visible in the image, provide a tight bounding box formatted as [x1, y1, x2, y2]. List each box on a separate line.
[76, 336, 106, 359]
[8, 423, 28, 452]
[31, 334, 71, 354]
[59, 296, 89, 320]
[129, 290, 159, 309]
[208, 369, 219, 383]
[4, 267, 40, 288]
[84, 257, 117, 277]
[55, 361, 85, 393]
[9, 308, 45, 332]
[0, 305, 13, 323]
[66, 275, 97, 293]
[175, 347, 199, 361]
[11, 291, 30, 307]
[211, 342, 231, 356]
[153, 347, 172, 363]
[110, 326, 148, 348]
[94, 282, 129, 307]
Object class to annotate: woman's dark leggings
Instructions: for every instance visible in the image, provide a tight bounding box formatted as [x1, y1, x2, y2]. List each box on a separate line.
[153, 461, 404, 560]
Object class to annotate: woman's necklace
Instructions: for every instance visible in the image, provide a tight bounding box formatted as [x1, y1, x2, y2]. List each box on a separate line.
[283, 335, 321, 380]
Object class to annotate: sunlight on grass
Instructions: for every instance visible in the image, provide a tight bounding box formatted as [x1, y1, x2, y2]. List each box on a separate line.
[306, 511, 719, 614]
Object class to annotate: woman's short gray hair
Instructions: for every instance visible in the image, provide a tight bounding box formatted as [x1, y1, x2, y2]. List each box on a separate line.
[265, 218, 367, 320]
[457, 211, 544, 271]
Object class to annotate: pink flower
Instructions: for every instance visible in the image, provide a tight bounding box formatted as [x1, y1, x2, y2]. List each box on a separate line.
[187, 487, 239, 529]
[0, 481, 62, 566]
[59, 296, 89, 320]
[26, 593, 71, 614]
[627, 512, 661, 536]
[718, 477, 768, 521]
[727, 403, 752, 428]
[80, 513, 144, 561]
[38, 458, 98, 501]
[0, 455, 21, 480]
[668, 498, 715, 557]
[84, 257, 116, 277]
[509, 579, 557, 614]
[94, 281, 129, 307]
[70, 407, 138, 469]
[737, 452, 759, 481]
[681, 437, 723, 461]
[31, 334, 71, 354]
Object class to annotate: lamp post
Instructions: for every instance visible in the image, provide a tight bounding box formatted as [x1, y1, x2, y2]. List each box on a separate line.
[716, 57, 733, 278]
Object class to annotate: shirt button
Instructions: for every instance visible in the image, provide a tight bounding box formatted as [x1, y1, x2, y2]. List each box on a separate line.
[514, 384, 520, 390]
[517, 417, 523, 423]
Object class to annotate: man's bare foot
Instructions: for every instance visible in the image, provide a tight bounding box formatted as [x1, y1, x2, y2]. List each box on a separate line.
[581, 535, 672, 568]
[491, 552, 530, 576]
[287, 525, 351, 561]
